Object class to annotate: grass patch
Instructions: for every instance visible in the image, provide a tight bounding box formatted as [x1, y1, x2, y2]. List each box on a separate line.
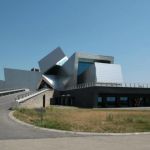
[14, 107, 150, 133]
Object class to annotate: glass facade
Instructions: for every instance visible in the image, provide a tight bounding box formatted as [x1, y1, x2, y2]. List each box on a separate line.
[107, 97, 116, 102]
[77, 61, 93, 75]
[120, 97, 128, 107]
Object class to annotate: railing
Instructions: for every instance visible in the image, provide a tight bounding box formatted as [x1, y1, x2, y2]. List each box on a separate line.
[66, 82, 150, 90]
[0, 88, 29, 96]
[15, 88, 50, 103]
[0, 88, 15, 92]
[16, 91, 36, 100]
[0, 88, 29, 92]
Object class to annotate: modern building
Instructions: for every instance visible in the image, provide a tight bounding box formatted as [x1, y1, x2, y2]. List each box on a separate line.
[1, 47, 150, 108]
[38, 47, 123, 89]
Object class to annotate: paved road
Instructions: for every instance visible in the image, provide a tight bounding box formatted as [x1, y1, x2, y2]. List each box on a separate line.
[1, 92, 150, 150]
[0, 92, 78, 140]
[1, 135, 150, 150]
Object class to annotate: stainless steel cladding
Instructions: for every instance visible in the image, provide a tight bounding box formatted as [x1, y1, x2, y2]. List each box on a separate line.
[38, 48, 122, 90]
[38, 47, 67, 74]
[4, 68, 42, 91]
[95, 62, 123, 83]
[0, 80, 5, 89]
[3, 47, 124, 91]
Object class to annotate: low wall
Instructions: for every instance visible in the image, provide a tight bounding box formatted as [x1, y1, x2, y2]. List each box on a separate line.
[18, 90, 54, 108]
[0, 89, 28, 97]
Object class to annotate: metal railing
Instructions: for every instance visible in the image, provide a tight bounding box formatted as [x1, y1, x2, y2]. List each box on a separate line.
[15, 88, 50, 103]
[66, 82, 150, 90]
[0, 88, 28, 92]
[0, 88, 15, 92]
[15, 91, 35, 100]
[0, 88, 29, 96]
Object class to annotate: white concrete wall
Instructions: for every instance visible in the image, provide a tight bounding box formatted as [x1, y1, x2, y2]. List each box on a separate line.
[18, 90, 54, 108]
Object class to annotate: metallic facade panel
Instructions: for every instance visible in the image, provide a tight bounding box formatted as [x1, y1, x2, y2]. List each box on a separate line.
[60, 52, 114, 88]
[61, 53, 77, 88]
[4, 68, 42, 91]
[76, 52, 114, 64]
[2, 47, 124, 91]
[57, 52, 115, 89]
[38, 48, 123, 90]
[95, 62, 123, 83]
[38, 47, 66, 74]
[0, 80, 5, 89]
[41, 75, 64, 90]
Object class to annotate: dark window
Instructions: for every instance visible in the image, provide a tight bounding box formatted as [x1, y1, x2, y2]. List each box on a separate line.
[97, 97, 102, 107]
[120, 97, 128, 107]
[107, 97, 116, 107]
[107, 97, 116, 102]
[120, 97, 128, 101]
[78, 61, 93, 75]
[45, 65, 61, 75]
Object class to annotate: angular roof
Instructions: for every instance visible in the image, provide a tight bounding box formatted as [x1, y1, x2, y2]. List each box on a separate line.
[38, 47, 67, 74]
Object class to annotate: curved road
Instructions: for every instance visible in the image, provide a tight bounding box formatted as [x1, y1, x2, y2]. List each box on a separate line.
[0, 92, 78, 140]
[1, 92, 150, 149]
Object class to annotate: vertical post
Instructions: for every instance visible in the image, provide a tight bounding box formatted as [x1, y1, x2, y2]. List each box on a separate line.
[43, 95, 46, 108]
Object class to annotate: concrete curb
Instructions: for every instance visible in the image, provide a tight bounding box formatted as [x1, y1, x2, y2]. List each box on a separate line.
[9, 111, 150, 136]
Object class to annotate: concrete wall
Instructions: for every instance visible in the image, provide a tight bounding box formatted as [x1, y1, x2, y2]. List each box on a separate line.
[4, 68, 42, 91]
[18, 90, 54, 108]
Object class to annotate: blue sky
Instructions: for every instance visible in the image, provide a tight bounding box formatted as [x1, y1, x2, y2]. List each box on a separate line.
[0, 0, 150, 83]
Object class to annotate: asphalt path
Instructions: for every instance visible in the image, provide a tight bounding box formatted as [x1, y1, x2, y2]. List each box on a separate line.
[1, 92, 150, 149]
[1, 135, 150, 150]
[0, 92, 78, 140]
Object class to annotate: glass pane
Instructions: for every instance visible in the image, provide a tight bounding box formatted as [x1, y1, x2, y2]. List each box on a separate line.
[107, 97, 116, 102]
[78, 61, 93, 75]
